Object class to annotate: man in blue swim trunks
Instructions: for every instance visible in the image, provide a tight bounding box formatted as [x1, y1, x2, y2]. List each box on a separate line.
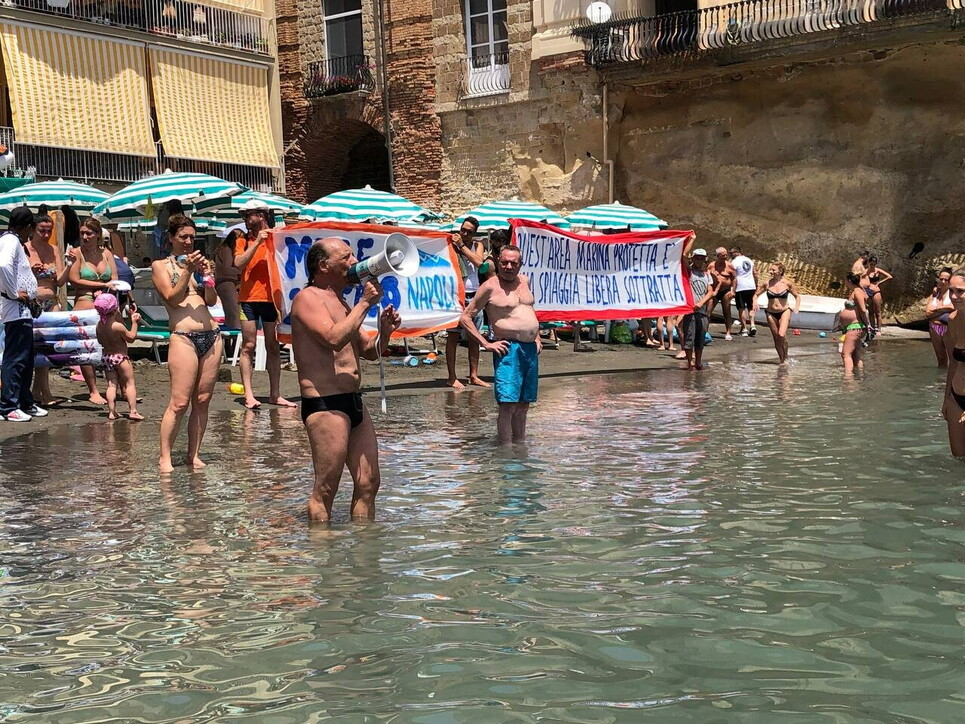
[461, 245, 541, 444]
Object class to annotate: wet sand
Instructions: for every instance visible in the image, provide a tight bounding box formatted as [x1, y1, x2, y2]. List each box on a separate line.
[0, 327, 925, 442]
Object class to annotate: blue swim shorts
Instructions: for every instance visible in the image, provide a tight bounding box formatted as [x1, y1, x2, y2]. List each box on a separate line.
[493, 340, 539, 404]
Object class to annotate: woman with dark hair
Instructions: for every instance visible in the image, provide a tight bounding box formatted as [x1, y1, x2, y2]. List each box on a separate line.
[837, 272, 870, 375]
[26, 213, 71, 405]
[927, 267, 954, 367]
[215, 229, 242, 329]
[68, 216, 117, 405]
[860, 254, 892, 334]
[941, 267, 965, 457]
[752, 262, 800, 365]
[152, 215, 221, 472]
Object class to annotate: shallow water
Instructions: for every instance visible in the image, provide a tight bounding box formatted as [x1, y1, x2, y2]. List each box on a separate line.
[1, 340, 962, 722]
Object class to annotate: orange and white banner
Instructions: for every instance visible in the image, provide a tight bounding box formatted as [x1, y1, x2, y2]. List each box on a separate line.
[266, 222, 464, 342]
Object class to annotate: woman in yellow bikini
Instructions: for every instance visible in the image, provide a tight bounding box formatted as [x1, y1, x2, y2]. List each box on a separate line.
[67, 217, 117, 405]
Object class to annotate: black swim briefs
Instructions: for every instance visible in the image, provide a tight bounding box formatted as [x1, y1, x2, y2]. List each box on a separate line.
[301, 392, 364, 428]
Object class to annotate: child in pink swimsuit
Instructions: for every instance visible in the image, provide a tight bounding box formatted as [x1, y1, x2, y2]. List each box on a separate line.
[94, 293, 143, 421]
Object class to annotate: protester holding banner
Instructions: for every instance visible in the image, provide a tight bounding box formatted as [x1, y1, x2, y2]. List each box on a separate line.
[153, 215, 222, 473]
[234, 199, 296, 410]
[461, 245, 541, 444]
[681, 249, 716, 371]
[291, 237, 401, 522]
[445, 216, 490, 389]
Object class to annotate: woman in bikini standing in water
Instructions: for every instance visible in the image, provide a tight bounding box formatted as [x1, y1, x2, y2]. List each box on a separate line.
[68, 217, 117, 405]
[942, 267, 965, 458]
[837, 273, 870, 375]
[752, 262, 800, 365]
[861, 255, 893, 335]
[926, 267, 954, 368]
[152, 215, 222, 473]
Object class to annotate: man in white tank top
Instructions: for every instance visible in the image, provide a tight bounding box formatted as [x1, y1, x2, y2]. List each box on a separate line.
[729, 245, 758, 337]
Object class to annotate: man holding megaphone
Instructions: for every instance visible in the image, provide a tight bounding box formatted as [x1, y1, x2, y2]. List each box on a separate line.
[291, 237, 401, 523]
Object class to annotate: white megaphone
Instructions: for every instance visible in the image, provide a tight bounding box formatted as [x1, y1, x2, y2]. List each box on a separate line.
[346, 232, 419, 285]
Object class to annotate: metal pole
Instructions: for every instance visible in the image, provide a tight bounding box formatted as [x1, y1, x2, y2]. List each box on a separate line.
[375, 0, 396, 192]
[602, 81, 614, 204]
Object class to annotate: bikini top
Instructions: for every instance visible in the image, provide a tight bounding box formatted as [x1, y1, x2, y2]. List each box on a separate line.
[34, 265, 57, 280]
[80, 263, 112, 282]
[844, 299, 856, 310]
[868, 272, 881, 283]
[766, 287, 790, 299]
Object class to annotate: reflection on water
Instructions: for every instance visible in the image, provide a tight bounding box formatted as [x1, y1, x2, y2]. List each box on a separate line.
[1, 341, 962, 722]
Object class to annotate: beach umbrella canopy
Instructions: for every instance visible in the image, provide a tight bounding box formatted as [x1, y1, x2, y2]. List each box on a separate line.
[196, 190, 304, 222]
[117, 217, 225, 233]
[566, 201, 667, 231]
[92, 170, 246, 221]
[0, 179, 108, 217]
[448, 199, 569, 233]
[299, 185, 442, 224]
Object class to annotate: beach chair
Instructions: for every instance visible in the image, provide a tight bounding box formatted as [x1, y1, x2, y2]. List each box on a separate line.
[135, 306, 171, 364]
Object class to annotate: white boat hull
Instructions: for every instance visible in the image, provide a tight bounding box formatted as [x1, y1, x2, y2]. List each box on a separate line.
[714, 293, 845, 331]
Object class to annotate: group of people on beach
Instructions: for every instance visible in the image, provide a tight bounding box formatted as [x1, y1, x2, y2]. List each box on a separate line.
[2, 204, 963, 522]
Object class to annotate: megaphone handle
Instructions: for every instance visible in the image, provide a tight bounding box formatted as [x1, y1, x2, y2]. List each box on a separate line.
[376, 306, 387, 414]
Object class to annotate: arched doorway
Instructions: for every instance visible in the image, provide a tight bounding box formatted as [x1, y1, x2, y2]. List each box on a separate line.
[341, 125, 390, 192]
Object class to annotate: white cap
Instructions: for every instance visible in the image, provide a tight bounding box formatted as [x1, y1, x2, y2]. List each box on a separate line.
[239, 198, 271, 215]
[691, 248, 707, 257]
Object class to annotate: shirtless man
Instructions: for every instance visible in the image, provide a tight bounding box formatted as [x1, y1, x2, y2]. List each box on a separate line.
[709, 247, 736, 340]
[461, 245, 541, 444]
[291, 237, 401, 522]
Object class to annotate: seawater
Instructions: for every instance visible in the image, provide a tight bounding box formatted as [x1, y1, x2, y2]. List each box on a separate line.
[1, 340, 962, 722]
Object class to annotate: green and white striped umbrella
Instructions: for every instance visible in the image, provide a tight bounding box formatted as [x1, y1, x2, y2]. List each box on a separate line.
[567, 201, 667, 231]
[196, 190, 304, 222]
[300, 185, 442, 224]
[0, 179, 108, 216]
[117, 217, 225, 232]
[448, 199, 569, 233]
[92, 170, 246, 221]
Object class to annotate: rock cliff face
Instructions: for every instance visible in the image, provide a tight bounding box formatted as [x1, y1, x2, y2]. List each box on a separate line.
[610, 42, 965, 321]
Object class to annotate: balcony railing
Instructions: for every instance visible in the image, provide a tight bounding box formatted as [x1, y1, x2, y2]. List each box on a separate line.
[304, 55, 375, 98]
[0, 127, 280, 192]
[573, 0, 959, 68]
[6, 0, 271, 55]
[462, 51, 510, 98]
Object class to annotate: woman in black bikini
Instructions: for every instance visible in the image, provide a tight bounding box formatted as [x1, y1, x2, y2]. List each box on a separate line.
[752, 262, 800, 365]
[861, 255, 892, 334]
[927, 268, 954, 368]
[942, 267, 965, 457]
[152, 215, 222, 473]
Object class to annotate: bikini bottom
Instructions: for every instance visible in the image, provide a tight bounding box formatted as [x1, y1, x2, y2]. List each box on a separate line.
[174, 329, 220, 358]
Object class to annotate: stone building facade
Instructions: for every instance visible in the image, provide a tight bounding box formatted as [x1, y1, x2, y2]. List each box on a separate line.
[282, 0, 965, 319]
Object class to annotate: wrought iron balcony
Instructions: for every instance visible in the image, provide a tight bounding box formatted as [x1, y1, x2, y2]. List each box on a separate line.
[0, 126, 279, 191]
[6, 0, 271, 55]
[304, 55, 375, 98]
[572, 0, 960, 68]
[462, 51, 511, 99]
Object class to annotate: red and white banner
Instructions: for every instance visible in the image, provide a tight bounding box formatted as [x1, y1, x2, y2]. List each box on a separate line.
[510, 220, 696, 321]
[266, 221, 464, 342]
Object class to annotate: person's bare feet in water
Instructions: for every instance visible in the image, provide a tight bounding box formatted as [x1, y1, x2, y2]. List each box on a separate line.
[159, 457, 175, 474]
[244, 396, 262, 410]
[468, 376, 491, 388]
[107, 411, 118, 421]
[189, 457, 207, 469]
[89, 392, 107, 405]
[446, 378, 465, 390]
[270, 396, 297, 408]
[128, 411, 144, 421]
